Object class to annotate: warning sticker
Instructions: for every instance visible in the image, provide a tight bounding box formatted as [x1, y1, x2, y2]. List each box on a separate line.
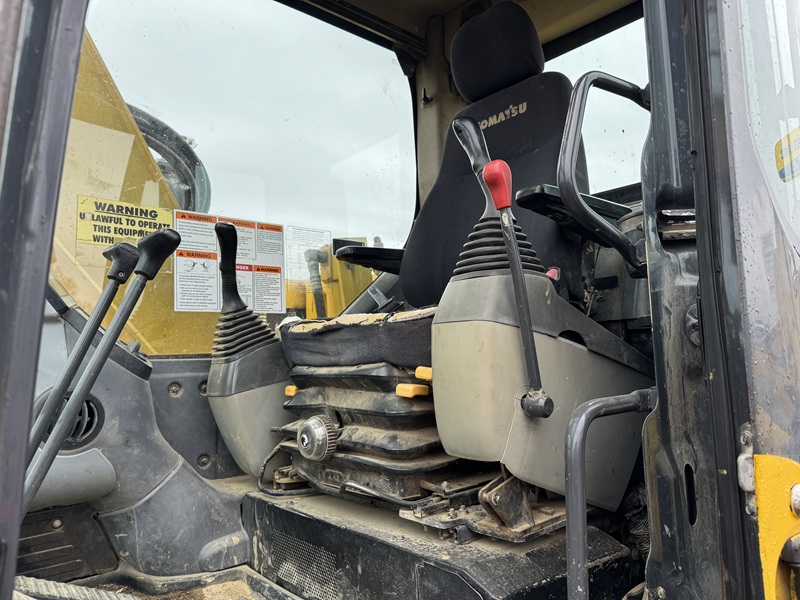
[254, 265, 283, 313]
[174, 211, 218, 251]
[174, 250, 219, 312]
[76, 196, 173, 246]
[172, 210, 286, 313]
[775, 126, 800, 182]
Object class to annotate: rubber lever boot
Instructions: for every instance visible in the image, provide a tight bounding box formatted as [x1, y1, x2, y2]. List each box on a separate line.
[26, 242, 139, 466]
[215, 221, 247, 314]
[211, 222, 276, 357]
[484, 160, 553, 419]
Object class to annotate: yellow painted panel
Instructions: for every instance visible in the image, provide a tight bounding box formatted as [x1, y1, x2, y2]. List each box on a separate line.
[50, 32, 219, 355]
[754, 454, 800, 600]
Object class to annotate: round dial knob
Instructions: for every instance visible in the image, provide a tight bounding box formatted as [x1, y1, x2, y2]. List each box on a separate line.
[297, 415, 337, 461]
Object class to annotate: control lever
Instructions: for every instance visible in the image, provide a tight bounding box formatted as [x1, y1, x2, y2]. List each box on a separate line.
[26, 242, 139, 466]
[484, 160, 553, 419]
[215, 222, 247, 314]
[452, 116, 498, 220]
[212, 222, 275, 357]
[22, 227, 181, 517]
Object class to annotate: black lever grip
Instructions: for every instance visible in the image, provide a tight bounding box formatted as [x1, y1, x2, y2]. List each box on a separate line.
[134, 227, 181, 280]
[215, 222, 247, 314]
[453, 117, 491, 176]
[102, 242, 139, 284]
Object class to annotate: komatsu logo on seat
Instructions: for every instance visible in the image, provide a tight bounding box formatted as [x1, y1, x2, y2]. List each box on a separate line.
[479, 103, 528, 130]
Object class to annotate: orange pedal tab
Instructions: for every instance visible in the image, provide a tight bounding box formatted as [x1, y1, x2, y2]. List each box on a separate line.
[396, 383, 430, 398]
[284, 385, 299, 397]
[415, 366, 433, 381]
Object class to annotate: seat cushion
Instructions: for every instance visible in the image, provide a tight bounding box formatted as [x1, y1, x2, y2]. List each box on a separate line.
[280, 308, 435, 368]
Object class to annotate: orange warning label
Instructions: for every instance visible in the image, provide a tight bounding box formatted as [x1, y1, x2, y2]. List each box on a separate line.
[176, 250, 218, 260]
[258, 223, 283, 232]
[255, 265, 281, 274]
[176, 212, 217, 223]
[226, 218, 255, 229]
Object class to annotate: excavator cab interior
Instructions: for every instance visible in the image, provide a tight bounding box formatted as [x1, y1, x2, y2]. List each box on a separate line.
[2, 0, 800, 599]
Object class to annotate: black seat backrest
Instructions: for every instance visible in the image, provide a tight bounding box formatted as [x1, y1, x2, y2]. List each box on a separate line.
[400, 1, 589, 308]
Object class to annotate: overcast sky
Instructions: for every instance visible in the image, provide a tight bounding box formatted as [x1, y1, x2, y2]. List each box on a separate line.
[87, 1, 648, 247]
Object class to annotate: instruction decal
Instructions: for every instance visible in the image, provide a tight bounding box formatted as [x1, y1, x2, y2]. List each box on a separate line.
[173, 210, 286, 313]
[174, 250, 219, 312]
[77, 196, 172, 246]
[776, 125, 800, 182]
[285, 225, 331, 291]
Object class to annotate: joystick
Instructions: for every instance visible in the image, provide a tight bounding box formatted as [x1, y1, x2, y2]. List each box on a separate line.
[206, 222, 291, 477]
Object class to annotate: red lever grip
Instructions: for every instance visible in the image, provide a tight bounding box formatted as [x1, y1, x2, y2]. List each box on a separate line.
[484, 159, 513, 210]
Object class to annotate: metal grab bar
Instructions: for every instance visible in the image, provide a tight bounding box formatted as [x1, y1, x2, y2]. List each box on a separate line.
[565, 387, 656, 600]
[557, 71, 650, 272]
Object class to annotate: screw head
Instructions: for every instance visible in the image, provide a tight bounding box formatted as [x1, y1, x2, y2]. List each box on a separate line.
[168, 382, 181, 397]
[791, 484, 800, 516]
[491, 493, 501, 506]
[51, 519, 63, 529]
[197, 454, 210, 468]
[745, 500, 758, 517]
[199, 381, 208, 395]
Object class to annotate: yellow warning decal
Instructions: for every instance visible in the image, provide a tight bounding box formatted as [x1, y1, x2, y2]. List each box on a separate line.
[77, 196, 173, 246]
[775, 126, 800, 182]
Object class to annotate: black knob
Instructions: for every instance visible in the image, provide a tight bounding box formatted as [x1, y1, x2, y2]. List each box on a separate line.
[102, 242, 139, 284]
[453, 117, 491, 177]
[215, 222, 247, 314]
[134, 227, 181, 280]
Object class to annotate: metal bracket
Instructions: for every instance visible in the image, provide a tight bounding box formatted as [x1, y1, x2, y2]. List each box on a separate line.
[737, 422, 757, 518]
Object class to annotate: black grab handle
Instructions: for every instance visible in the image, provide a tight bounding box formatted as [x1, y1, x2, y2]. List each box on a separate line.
[453, 116, 492, 177]
[102, 242, 139, 284]
[557, 71, 649, 274]
[134, 227, 182, 280]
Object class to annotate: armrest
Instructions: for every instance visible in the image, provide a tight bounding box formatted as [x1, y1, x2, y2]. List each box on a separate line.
[516, 184, 631, 246]
[335, 246, 404, 275]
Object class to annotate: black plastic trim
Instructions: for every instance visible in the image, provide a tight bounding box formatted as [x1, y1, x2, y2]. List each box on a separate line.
[272, 0, 426, 58]
[543, 2, 644, 60]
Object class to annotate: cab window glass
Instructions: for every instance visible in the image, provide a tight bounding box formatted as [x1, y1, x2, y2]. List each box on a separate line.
[739, 0, 800, 249]
[548, 20, 649, 193]
[49, 0, 416, 354]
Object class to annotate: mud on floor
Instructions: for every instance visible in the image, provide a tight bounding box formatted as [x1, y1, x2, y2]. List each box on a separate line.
[100, 580, 265, 600]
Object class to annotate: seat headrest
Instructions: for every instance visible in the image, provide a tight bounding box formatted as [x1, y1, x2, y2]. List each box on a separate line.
[451, 2, 545, 103]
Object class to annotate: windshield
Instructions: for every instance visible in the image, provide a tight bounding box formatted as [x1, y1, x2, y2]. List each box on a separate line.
[549, 20, 650, 194]
[49, 0, 416, 354]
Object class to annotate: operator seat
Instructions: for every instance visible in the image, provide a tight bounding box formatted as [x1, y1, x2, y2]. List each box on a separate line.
[280, 1, 588, 369]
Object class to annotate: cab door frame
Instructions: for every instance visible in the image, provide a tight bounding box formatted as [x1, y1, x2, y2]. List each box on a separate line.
[0, 1, 88, 596]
